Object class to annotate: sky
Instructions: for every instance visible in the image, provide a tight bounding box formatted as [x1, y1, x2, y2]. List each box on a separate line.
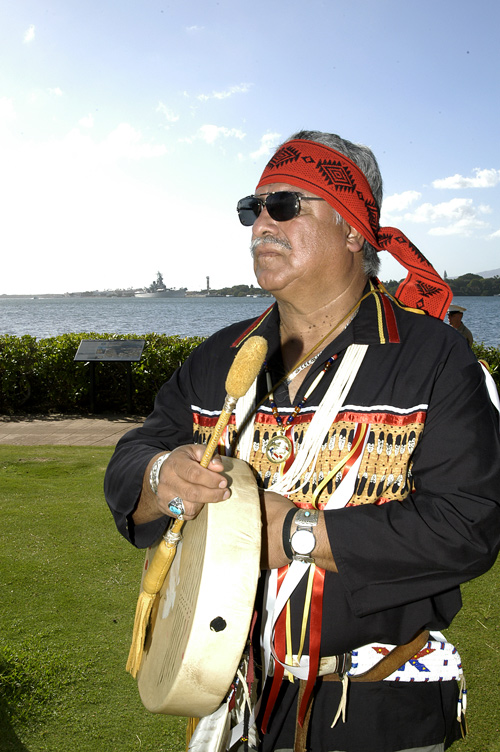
[0, 0, 499, 296]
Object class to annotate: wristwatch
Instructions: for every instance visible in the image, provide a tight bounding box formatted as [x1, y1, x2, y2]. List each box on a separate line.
[149, 452, 171, 495]
[290, 509, 319, 563]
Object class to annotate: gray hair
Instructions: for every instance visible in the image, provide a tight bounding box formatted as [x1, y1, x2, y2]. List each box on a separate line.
[282, 130, 382, 277]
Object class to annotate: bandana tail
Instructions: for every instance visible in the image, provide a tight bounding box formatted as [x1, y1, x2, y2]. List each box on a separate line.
[378, 227, 452, 320]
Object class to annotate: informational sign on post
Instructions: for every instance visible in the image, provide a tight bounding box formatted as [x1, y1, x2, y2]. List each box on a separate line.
[74, 339, 145, 412]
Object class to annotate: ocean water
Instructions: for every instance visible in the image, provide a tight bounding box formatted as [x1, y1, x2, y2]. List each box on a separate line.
[444, 296, 499, 348]
[0, 296, 274, 340]
[0, 294, 498, 347]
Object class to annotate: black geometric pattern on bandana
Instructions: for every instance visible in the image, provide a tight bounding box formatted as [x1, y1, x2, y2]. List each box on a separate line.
[316, 160, 356, 192]
[378, 233, 430, 269]
[365, 198, 379, 233]
[404, 238, 431, 268]
[354, 191, 379, 233]
[268, 145, 301, 169]
[377, 231, 393, 248]
[415, 280, 441, 298]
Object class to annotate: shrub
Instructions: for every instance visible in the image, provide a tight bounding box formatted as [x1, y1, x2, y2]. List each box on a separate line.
[472, 342, 500, 392]
[0, 333, 204, 414]
[0, 334, 38, 408]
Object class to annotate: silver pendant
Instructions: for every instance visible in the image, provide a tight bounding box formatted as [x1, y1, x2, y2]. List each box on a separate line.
[265, 433, 293, 464]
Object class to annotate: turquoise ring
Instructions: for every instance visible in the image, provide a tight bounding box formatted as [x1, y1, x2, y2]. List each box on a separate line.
[168, 496, 185, 520]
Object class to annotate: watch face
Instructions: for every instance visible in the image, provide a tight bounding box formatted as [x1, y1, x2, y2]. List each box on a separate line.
[291, 529, 315, 555]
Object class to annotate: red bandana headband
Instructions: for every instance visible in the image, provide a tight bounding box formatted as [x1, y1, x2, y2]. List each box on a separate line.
[257, 139, 452, 320]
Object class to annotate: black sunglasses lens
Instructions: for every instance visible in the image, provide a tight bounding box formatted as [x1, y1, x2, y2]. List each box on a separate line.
[266, 192, 299, 222]
[237, 192, 300, 226]
[237, 196, 261, 226]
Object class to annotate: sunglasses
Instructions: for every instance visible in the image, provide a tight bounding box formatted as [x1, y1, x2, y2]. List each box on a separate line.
[236, 191, 325, 226]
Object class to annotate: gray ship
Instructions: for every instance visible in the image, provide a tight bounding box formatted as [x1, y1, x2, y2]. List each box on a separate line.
[135, 272, 186, 298]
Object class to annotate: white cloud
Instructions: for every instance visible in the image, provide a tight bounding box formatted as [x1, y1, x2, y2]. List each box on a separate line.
[429, 220, 489, 236]
[381, 193, 493, 238]
[156, 102, 179, 124]
[79, 114, 94, 128]
[197, 84, 252, 102]
[433, 168, 500, 189]
[196, 124, 246, 144]
[101, 123, 168, 159]
[7, 122, 167, 174]
[409, 198, 491, 236]
[406, 198, 490, 225]
[48, 87, 64, 97]
[486, 229, 500, 239]
[249, 132, 281, 160]
[24, 25, 35, 43]
[186, 25, 204, 34]
[381, 190, 421, 218]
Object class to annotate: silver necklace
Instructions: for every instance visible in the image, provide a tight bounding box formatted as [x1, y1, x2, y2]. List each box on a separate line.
[285, 353, 321, 384]
[283, 308, 358, 385]
[264, 355, 338, 464]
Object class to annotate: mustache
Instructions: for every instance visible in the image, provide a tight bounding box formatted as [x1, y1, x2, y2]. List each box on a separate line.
[250, 236, 292, 256]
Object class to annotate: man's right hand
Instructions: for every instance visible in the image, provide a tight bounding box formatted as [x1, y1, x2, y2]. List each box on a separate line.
[132, 445, 230, 526]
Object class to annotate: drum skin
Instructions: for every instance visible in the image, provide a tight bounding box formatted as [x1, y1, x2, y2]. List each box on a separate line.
[137, 456, 261, 717]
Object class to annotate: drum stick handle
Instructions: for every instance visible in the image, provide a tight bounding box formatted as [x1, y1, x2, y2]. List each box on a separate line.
[127, 519, 186, 676]
[200, 396, 237, 468]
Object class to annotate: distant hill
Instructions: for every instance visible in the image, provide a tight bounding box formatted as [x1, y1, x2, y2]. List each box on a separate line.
[383, 272, 500, 296]
[446, 268, 500, 280]
[477, 268, 500, 278]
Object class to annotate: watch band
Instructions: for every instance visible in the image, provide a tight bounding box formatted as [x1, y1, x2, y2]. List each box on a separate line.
[294, 508, 319, 529]
[282, 507, 297, 561]
[290, 508, 319, 563]
[149, 452, 171, 495]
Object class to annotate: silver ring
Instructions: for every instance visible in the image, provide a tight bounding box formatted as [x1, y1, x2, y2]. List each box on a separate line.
[168, 496, 185, 520]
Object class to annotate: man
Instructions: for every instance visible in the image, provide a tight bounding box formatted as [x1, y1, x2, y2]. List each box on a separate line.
[105, 130, 500, 752]
[447, 304, 474, 346]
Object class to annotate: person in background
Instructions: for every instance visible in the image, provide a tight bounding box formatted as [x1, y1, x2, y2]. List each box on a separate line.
[105, 130, 500, 752]
[447, 304, 474, 346]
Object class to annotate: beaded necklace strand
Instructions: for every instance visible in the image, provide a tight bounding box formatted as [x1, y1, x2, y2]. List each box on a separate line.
[285, 353, 321, 384]
[265, 354, 338, 464]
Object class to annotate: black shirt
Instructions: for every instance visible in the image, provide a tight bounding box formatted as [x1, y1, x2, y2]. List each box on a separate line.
[105, 287, 500, 751]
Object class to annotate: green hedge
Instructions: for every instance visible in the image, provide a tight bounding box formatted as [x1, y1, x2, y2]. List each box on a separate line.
[0, 333, 204, 415]
[471, 342, 500, 392]
[0, 333, 498, 416]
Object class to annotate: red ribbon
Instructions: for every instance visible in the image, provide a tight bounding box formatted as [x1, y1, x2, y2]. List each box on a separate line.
[297, 566, 325, 726]
[260, 565, 327, 732]
[340, 423, 368, 485]
[260, 566, 288, 734]
[257, 139, 452, 320]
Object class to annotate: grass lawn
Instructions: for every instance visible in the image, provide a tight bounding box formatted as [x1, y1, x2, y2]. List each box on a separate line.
[1, 446, 499, 751]
[0, 446, 186, 752]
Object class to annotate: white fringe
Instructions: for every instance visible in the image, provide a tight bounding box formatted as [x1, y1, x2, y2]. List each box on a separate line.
[269, 344, 368, 495]
[235, 378, 258, 460]
[235, 344, 368, 497]
[331, 673, 349, 727]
